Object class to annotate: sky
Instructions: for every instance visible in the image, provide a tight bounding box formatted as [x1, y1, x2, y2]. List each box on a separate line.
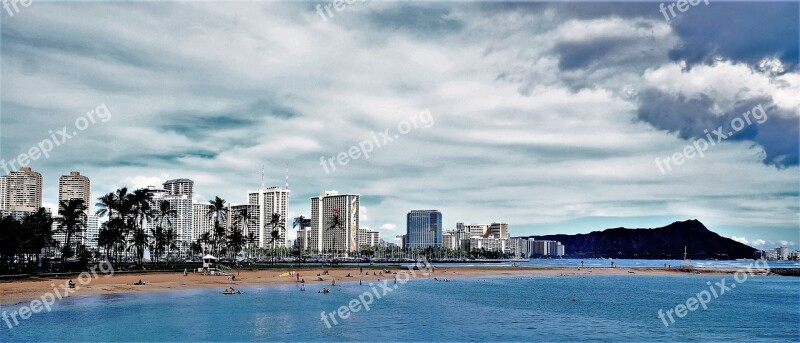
[0, 1, 798, 250]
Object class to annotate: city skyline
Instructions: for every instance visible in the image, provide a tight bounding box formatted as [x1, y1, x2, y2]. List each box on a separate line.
[0, 2, 797, 251]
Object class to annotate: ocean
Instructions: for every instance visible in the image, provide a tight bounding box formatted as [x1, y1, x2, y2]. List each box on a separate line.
[2, 272, 798, 342]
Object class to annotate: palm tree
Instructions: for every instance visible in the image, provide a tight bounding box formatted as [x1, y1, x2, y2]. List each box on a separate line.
[127, 188, 154, 268]
[190, 240, 203, 257]
[164, 228, 178, 266]
[206, 197, 228, 257]
[227, 229, 245, 262]
[22, 208, 55, 273]
[245, 232, 258, 261]
[55, 199, 88, 269]
[150, 201, 176, 267]
[200, 232, 212, 255]
[266, 213, 285, 265]
[96, 188, 135, 264]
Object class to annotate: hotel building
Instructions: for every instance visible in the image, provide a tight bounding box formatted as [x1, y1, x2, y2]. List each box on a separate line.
[309, 190, 359, 255]
[142, 180, 194, 256]
[192, 203, 214, 240]
[58, 171, 90, 209]
[6, 167, 42, 211]
[248, 187, 290, 248]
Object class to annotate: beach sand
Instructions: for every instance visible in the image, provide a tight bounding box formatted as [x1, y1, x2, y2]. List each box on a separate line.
[0, 266, 740, 306]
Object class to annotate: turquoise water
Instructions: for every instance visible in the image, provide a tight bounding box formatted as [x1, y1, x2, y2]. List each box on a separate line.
[2, 275, 798, 342]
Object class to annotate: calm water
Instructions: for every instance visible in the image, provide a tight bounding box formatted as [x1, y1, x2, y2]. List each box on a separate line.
[371, 259, 800, 269]
[2, 274, 798, 342]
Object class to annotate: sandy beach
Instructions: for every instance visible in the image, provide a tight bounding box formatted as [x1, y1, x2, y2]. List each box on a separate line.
[0, 266, 746, 306]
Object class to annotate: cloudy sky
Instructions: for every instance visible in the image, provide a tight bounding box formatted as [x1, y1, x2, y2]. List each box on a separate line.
[1, 1, 797, 250]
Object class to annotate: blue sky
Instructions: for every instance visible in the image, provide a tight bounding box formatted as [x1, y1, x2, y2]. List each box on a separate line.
[1, 1, 798, 250]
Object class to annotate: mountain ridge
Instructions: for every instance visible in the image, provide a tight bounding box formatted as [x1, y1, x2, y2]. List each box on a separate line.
[519, 219, 757, 259]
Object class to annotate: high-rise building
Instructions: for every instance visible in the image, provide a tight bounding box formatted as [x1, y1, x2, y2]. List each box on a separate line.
[84, 214, 100, 249]
[59, 171, 90, 210]
[248, 187, 290, 248]
[458, 223, 489, 238]
[406, 210, 442, 248]
[145, 184, 193, 256]
[192, 203, 214, 241]
[0, 176, 7, 210]
[530, 240, 565, 257]
[489, 222, 509, 239]
[775, 246, 789, 260]
[163, 179, 194, 197]
[309, 190, 359, 255]
[227, 203, 259, 241]
[395, 235, 405, 249]
[6, 167, 42, 211]
[442, 231, 457, 250]
[358, 228, 380, 247]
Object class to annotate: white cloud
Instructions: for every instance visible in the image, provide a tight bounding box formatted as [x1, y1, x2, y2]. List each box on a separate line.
[380, 223, 397, 231]
[731, 236, 749, 244]
[1, 2, 795, 247]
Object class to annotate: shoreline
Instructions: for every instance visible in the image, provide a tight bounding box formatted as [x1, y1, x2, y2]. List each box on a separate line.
[0, 266, 770, 307]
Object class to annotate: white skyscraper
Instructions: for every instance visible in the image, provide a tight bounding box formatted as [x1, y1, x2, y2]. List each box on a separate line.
[248, 187, 290, 248]
[84, 214, 100, 249]
[144, 181, 193, 256]
[0, 176, 7, 210]
[309, 190, 359, 256]
[192, 203, 214, 240]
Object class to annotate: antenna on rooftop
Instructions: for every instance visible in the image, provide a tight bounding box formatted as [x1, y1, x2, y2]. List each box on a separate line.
[285, 164, 289, 190]
[261, 164, 265, 189]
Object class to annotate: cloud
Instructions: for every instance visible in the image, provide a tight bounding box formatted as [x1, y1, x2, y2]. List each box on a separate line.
[667, 2, 799, 69]
[730, 236, 749, 245]
[380, 223, 397, 231]
[636, 60, 800, 167]
[0, 1, 797, 248]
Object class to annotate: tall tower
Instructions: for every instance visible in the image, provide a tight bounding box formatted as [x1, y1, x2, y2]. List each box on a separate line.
[7, 167, 42, 211]
[249, 186, 290, 248]
[0, 176, 8, 210]
[406, 210, 443, 249]
[160, 179, 194, 256]
[309, 190, 360, 256]
[59, 171, 90, 210]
